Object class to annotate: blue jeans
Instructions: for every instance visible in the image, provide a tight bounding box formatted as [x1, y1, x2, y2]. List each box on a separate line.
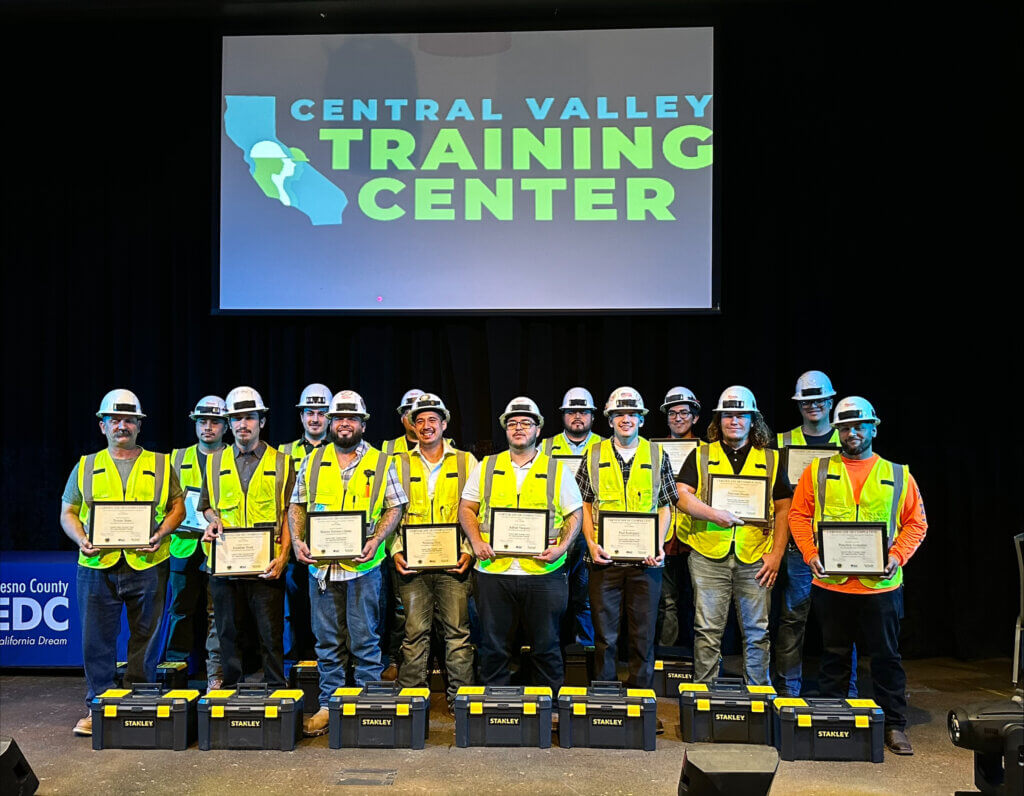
[77, 560, 168, 707]
[774, 543, 858, 697]
[689, 551, 770, 685]
[309, 566, 383, 708]
[396, 570, 474, 704]
[284, 560, 316, 661]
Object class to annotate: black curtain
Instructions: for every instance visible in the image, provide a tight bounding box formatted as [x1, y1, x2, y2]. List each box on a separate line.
[1, 2, 1016, 661]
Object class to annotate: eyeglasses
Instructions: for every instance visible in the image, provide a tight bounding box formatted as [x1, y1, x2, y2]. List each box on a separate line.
[505, 420, 537, 430]
[798, 400, 830, 408]
[667, 409, 694, 420]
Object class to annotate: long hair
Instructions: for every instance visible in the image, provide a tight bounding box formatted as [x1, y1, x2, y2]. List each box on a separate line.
[706, 412, 774, 449]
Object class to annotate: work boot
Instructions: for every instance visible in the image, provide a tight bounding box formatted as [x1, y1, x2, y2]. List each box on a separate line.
[884, 728, 914, 755]
[303, 707, 330, 737]
[380, 663, 399, 681]
[656, 718, 665, 735]
[73, 713, 93, 736]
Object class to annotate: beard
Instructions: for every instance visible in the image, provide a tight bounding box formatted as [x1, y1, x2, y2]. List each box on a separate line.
[330, 427, 364, 449]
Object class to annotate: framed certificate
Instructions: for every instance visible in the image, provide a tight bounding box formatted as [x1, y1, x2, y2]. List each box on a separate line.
[818, 522, 887, 576]
[308, 511, 365, 561]
[651, 438, 700, 475]
[554, 455, 584, 478]
[784, 446, 836, 488]
[403, 524, 461, 570]
[177, 486, 208, 534]
[489, 508, 550, 556]
[88, 501, 154, 548]
[598, 511, 658, 562]
[211, 527, 273, 576]
[708, 475, 770, 527]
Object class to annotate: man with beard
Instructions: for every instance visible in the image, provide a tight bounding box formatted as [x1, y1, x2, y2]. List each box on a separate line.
[578, 387, 675, 698]
[391, 393, 477, 714]
[459, 397, 583, 691]
[773, 370, 849, 697]
[61, 389, 185, 736]
[278, 383, 333, 663]
[675, 386, 792, 686]
[789, 396, 927, 755]
[200, 387, 294, 693]
[164, 396, 228, 688]
[541, 387, 604, 648]
[657, 386, 702, 652]
[289, 390, 408, 736]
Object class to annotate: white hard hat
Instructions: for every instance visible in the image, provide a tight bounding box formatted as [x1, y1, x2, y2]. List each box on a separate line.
[225, 386, 269, 416]
[833, 396, 880, 426]
[96, 389, 146, 418]
[396, 389, 425, 415]
[661, 386, 701, 413]
[499, 396, 544, 429]
[410, 392, 450, 422]
[713, 385, 758, 413]
[296, 383, 332, 409]
[559, 387, 597, 412]
[792, 370, 837, 401]
[604, 386, 648, 417]
[328, 390, 370, 419]
[189, 395, 227, 420]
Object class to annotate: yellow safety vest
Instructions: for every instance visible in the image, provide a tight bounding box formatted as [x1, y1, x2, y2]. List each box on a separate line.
[77, 448, 171, 570]
[205, 445, 289, 566]
[810, 455, 910, 589]
[541, 432, 604, 457]
[776, 427, 841, 448]
[169, 445, 220, 560]
[665, 439, 702, 545]
[585, 437, 664, 518]
[475, 451, 567, 574]
[279, 438, 328, 474]
[684, 442, 779, 564]
[395, 449, 473, 526]
[305, 444, 392, 572]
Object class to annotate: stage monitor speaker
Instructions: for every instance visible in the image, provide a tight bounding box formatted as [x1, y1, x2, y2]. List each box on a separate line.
[679, 743, 779, 796]
[0, 736, 38, 796]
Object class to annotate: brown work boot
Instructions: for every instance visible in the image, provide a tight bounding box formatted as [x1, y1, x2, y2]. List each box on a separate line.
[303, 707, 330, 737]
[73, 713, 93, 736]
[884, 728, 914, 755]
[380, 663, 399, 681]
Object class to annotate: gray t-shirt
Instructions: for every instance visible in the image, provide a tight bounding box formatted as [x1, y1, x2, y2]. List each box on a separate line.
[62, 450, 183, 508]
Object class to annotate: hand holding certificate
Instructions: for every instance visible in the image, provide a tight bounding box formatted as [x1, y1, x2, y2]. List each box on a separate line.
[818, 522, 887, 576]
[88, 502, 155, 549]
[489, 508, 549, 557]
[402, 524, 461, 570]
[308, 511, 365, 561]
[211, 527, 273, 576]
[708, 475, 770, 527]
[598, 511, 658, 563]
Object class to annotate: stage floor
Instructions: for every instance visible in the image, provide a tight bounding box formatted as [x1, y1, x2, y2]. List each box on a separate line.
[0, 657, 1014, 795]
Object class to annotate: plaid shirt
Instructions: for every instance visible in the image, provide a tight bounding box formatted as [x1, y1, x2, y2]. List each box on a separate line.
[576, 443, 679, 507]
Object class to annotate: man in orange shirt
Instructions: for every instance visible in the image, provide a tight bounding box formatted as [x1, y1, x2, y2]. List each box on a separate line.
[789, 396, 927, 756]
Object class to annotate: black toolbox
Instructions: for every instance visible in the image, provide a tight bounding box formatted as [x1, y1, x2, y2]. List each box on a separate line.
[287, 660, 321, 715]
[563, 643, 597, 688]
[652, 645, 695, 698]
[773, 697, 885, 762]
[328, 682, 430, 749]
[197, 684, 304, 750]
[454, 685, 553, 748]
[91, 683, 199, 750]
[678, 678, 777, 744]
[557, 681, 658, 750]
[115, 660, 189, 690]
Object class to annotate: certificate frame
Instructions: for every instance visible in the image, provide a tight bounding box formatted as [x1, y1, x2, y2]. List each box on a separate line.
[650, 438, 700, 476]
[553, 455, 584, 478]
[597, 511, 658, 562]
[88, 501, 155, 549]
[783, 446, 837, 488]
[210, 526, 274, 577]
[489, 507, 550, 557]
[708, 474, 770, 527]
[308, 510, 366, 562]
[177, 486, 208, 534]
[402, 523, 461, 571]
[818, 521, 887, 577]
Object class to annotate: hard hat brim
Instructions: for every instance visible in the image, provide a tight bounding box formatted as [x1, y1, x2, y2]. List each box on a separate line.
[96, 411, 146, 419]
[791, 391, 837, 401]
[660, 400, 701, 413]
[499, 413, 544, 428]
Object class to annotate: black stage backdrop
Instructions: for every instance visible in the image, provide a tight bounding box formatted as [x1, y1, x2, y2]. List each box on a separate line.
[0, 2, 1017, 661]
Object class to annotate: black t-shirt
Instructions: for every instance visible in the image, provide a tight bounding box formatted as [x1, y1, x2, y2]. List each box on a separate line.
[801, 430, 837, 447]
[676, 441, 793, 501]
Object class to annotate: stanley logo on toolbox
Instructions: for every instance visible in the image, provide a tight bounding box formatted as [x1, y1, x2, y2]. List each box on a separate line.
[489, 717, 520, 725]
[362, 718, 393, 726]
[817, 729, 851, 738]
[124, 720, 155, 727]
[592, 718, 623, 726]
[230, 720, 262, 728]
[714, 713, 746, 721]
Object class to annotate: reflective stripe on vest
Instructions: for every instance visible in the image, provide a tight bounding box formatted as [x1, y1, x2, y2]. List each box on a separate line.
[78, 448, 170, 570]
[685, 442, 777, 564]
[306, 445, 391, 572]
[170, 445, 204, 559]
[587, 439, 661, 527]
[396, 449, 471, 525]
[778, 427, 841, 448]
[542, 432, 602, 457]
[812, 455, 908, 588]
[477, 451, 565, 574]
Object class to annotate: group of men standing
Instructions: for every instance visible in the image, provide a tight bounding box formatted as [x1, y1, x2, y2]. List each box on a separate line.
[62, 371, 926, 755]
